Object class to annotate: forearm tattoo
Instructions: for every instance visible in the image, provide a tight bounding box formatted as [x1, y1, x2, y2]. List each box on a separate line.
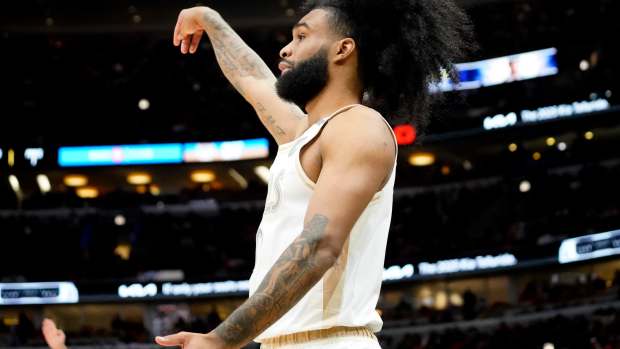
[203, 11, 273, 84]
[256, 102, 286, 136]
[202, 10, 291, 138]
[214, 215, 332, 346]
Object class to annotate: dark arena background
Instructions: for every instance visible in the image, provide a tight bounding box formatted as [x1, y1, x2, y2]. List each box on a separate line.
[1, 0, 620, 348]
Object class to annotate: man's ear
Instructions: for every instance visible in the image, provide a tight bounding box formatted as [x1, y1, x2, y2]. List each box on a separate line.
[332, 38, 356, 64]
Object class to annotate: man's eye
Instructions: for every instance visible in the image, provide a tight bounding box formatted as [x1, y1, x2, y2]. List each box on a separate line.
[297, 34, 306, 41]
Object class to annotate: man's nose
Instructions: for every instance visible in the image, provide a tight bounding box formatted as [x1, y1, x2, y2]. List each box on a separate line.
[280, 43, 293, 59]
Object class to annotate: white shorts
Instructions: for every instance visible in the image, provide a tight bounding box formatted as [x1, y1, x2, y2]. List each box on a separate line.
[259, 327, 382, 349]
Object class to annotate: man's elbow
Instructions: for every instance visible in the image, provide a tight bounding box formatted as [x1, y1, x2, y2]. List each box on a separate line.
[315, 247, 339, 270]
[316, 236, 344, 268]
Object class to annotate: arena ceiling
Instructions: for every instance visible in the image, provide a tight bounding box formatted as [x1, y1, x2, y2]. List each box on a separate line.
[0, 0, 518, 34]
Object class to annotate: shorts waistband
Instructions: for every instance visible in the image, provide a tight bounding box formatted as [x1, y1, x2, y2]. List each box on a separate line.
[261, 326, 376, 347]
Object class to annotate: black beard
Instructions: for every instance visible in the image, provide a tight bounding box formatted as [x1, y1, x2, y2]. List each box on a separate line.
[275, 49, 329, 111]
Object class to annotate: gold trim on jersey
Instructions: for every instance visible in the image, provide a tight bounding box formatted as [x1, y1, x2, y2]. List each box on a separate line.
[261, 326, 377, 347]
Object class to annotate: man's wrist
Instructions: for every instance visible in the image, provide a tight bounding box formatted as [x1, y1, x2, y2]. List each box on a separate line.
[200, 7, 221, 29]
[205, 331, 239, 349]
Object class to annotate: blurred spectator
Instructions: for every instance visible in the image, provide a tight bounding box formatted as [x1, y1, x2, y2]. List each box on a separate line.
[41, 318, 67, 349]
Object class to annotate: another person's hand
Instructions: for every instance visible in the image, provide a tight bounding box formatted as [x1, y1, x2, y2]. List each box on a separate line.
[156, 331, 235, 349]
[42, 318, 67, 349]
[173, 7, 211, 54]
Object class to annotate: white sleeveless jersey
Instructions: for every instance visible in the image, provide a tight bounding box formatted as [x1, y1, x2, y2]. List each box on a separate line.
[249, 104, 398, 342]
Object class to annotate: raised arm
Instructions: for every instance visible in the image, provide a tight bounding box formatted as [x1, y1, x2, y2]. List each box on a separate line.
[173, 7, 305, 145]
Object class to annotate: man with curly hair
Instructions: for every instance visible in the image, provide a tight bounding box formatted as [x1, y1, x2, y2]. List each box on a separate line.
[157, 1, 473, 348]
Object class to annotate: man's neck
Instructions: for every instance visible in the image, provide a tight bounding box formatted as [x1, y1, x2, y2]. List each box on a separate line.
[304, 83, 361, 125]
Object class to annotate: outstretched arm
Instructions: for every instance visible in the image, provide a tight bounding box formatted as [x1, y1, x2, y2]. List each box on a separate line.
[173, 7, 305, 145]
[156, 110, 395, 349]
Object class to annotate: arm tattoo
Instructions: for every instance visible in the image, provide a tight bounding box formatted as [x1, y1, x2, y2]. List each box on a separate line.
[256, 102, 287, 136]
[202, 10, 293, 139]
[214, 215, 332, 346]
[202, 10, 273, 83]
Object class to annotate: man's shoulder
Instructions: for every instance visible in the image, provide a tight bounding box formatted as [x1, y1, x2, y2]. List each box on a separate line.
[324, 105, 392, 144]
[321, 105, 395, 163]
[342, 104, 384, 121]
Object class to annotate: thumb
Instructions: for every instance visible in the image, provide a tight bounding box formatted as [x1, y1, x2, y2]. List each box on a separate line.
[155, 332, 188, 347]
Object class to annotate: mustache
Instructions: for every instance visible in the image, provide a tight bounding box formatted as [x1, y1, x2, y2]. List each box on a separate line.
[280, 58, 294, 67]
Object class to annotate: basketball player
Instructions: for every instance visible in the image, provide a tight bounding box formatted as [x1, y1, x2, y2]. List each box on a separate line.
[157, 1, 473, 348]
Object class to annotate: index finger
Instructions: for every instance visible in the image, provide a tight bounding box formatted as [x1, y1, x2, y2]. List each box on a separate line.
[173, 12, 183, 46]
[189, 30, 203, 54]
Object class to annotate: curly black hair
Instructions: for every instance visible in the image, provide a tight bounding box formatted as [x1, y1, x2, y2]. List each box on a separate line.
[301, 0, 476, 132]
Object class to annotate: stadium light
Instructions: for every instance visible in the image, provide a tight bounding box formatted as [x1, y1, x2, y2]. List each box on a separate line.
[3, 317, 18, 326]
[8, 175, 20, 193]
[519, 180, 531, 193]
[114, 215, 126, 226]
[150, 185, 161, 196]
[114, 243, 131, 260]
[127, 173, 152, 185]
[8, 149, 15, 167]
[64, 175, 88, 187]
[435, 291, 448, 310]
[255, 166, 270, 184]
[450, 293, 463, 306]
[76, 187, 99, 199]
[138, 98, 150, 110]
[409, 152, 435, 167]
[36, 174, 52, 194]
[557, 142, 567, 151]
[191, 170, 216, 183]
[546, 137, 556, 146]
[463, 160, 473, 171]
[508, 143, 518, 152]
[228, 168, 248, 189]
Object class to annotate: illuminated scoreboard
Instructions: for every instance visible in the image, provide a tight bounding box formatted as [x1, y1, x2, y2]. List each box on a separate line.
[58, 138, 270, 167]
[58, 144, 183, 167]
[0, 282, 79, 305]
[431, 47, 558, 92]
[183, 138, 269, 163]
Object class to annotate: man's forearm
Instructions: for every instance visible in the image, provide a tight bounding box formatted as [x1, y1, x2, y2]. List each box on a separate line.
[200, 9, 275, 97]
[213, 214, 336, 347]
